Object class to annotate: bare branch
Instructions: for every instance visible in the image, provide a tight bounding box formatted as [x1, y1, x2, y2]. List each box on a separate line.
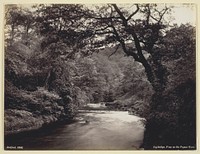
[111, 4, 127, 26]
[126, 4, 139, 21]
[149, 7, 169, 24]
[146, 4, 151, 25]
[150, 14, 159, 22]
[108, 44, 120, 58]
[108, 4, 114, 17]
[109, 23, 141, 62]
[111, 4, 145, 62]
[129, 51, 141, 62]
[95, 26, 110, 32]
[158, 7, 169, 23]
[92, 16, 121, 20]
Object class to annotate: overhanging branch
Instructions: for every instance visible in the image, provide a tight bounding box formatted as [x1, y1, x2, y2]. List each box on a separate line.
[158, 7, 168, 23]
[127, 4, 139, 21]
[111, 4, 127, 26]
[108, 44, 120, 58]
[95, 26, 110, 32]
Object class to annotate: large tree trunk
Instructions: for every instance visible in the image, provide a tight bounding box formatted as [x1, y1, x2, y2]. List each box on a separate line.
[108, 4, 195, 150]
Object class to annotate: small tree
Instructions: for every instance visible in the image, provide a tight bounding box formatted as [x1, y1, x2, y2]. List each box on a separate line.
[5, 5, 36, 45]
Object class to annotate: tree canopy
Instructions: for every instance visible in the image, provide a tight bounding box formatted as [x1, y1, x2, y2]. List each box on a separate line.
[4, 4, 196, 150]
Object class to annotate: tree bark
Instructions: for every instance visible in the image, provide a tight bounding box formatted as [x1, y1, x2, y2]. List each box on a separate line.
[111, 4, 166, 92]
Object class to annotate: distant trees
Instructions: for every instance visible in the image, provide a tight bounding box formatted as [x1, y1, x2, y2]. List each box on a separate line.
[4, 4, 196, 149]
[87, 4, 196, 149]
[5, 5, 35, 45]
[5, 5, 24, 42]
[70, 53, 125, 104]
[89, 4, 170, 93]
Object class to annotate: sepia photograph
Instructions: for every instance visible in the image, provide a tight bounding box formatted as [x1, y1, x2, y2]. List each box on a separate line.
[2, 1, 197, 151]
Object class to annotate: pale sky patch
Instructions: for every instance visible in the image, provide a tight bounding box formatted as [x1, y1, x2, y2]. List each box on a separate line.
[18, 3, 196, 26]
[171, 4, 196, 26]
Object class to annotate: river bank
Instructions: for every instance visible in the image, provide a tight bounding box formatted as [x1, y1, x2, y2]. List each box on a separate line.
[5, 103, 145, 150]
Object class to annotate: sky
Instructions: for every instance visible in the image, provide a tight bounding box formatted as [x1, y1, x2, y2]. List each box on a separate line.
[170, 4, 196, 26]
[19, 3, 196, 26]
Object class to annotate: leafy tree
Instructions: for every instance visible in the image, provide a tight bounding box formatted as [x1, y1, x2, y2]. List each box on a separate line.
[5, 5, 22, 42]
[141, 24, 196, 149]
[162, 24, 195, 88]
[4, 4, 83, 127]
[34, 4, 94, 57]
[89, 4, 170, 93]
[87, 4, 196, 149]
[5, 5, 36, 46]
[4, 4, 196, 149]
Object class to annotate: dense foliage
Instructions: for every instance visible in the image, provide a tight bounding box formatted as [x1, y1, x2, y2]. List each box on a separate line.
[142, 24, 196, 149]
[4, 4, 196, 149]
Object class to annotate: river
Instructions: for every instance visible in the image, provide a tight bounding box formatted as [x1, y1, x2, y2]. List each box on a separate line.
[5, 103, 145, 150]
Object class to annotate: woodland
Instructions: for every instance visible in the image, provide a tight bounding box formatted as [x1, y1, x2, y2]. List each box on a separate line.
[4, 4, 196, 149]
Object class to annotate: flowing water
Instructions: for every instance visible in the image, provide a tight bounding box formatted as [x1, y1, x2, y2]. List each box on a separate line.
[5, 103, 145, 150]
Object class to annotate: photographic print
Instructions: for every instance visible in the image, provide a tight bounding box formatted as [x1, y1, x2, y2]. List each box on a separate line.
[3, 2, 196, 151]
